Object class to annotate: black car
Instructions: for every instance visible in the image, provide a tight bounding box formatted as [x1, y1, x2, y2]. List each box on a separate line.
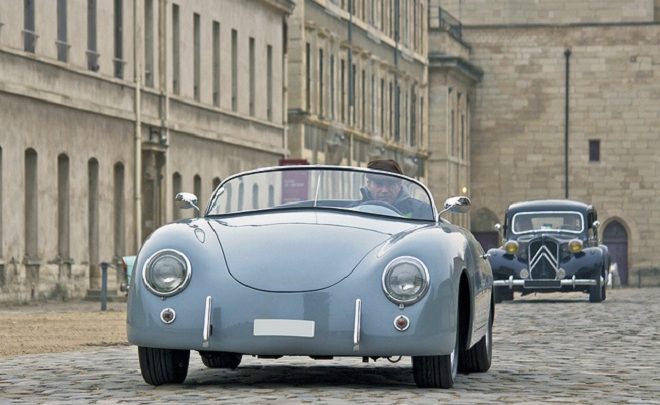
[488, 200, 609, 303]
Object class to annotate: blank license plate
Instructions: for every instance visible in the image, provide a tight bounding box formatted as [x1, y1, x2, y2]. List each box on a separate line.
[253, 319, 315, 338]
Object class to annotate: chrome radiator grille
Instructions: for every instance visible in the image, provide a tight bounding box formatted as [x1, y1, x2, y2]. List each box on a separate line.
[528, 239, 559, 280]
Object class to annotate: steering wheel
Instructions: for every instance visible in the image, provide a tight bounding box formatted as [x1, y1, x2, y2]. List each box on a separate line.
[356, 200, 403, 215]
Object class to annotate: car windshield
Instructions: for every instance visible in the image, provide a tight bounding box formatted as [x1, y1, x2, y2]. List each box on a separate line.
[511, 211, 584, 235]
[206, 166, 436, 221]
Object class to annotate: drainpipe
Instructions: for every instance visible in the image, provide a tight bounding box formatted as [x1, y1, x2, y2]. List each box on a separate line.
[564, 48, 571, 199]
[348, 0, 353, 126]
[394, 0, 400, 142]
[134, 0, 142, 250]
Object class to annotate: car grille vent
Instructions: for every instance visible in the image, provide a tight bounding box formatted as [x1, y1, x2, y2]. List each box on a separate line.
[528, 239, 559, 280]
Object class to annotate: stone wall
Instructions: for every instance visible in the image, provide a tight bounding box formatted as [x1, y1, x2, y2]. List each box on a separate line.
[434, 0, 655, 25]
[466, 24, 660, 280]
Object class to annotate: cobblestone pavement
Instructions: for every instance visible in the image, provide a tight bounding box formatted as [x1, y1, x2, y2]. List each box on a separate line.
[1, 288, 659, 404]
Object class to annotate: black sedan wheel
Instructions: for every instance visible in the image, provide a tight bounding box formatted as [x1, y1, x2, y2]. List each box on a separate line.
[589, 269, 606, 303]
[138, 346, 190, 386]
[199, 351, 242, 369]
[412, 308, 459, 388]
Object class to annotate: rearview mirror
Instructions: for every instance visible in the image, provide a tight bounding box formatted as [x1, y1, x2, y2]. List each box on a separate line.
[175, 192, 200, 214]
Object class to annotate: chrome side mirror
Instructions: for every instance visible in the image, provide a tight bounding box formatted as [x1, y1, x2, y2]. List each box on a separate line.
[494, 223, 502, 231]
[439, 196, 471, 217]
[592, 220, 600, 230]
[175, 192, 200, 214]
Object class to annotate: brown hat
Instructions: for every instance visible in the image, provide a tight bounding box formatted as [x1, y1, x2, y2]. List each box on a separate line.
[367, 159, 403, 174]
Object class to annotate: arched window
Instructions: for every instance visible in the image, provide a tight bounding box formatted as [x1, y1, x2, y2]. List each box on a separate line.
[113, 162, 125, 261]
[268, 185, 275, 207]
[194, 174, 202, 207]
[212, 177, 221, 191]
[58, 154, 70, 261]
[25, 148, 38, 260]
[237, 182, 244, 211]
[252, 183, 259, 209]
[88, 158, 100, 288]
[172, 172, 182, 220]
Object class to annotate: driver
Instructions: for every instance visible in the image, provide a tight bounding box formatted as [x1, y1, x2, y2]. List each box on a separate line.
[359, 159, 433, 220]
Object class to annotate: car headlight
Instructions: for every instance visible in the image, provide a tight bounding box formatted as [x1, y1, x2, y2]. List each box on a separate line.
[382, 256, 430, 305]
[504, 240, 519, 255]
[142, 249, 192, 297]
[568, 239, 583, 254]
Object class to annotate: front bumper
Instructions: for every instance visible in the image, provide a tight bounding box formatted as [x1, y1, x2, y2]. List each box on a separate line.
[493, 275, 603, 289]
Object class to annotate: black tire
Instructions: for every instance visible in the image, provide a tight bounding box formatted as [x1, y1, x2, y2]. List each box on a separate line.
[412, 308, 459, 388]
[460, 300, 493, 373]
[589, 269, 605, 303]
[199, 351, 242, 369]
[138, 346, 190, 386]
[493, 287, 513, 303]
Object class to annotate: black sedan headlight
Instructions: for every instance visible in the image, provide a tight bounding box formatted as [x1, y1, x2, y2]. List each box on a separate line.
[382, 256, 430, 305]
[142, 249, 191, 297]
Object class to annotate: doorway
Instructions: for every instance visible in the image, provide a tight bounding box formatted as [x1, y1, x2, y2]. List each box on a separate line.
[603, 220, 628, 286]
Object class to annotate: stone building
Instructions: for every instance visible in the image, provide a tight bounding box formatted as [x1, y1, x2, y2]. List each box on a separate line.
[0, 0, 293, 302]
[286, 0, 429, 181]
[434, 0, 660, 285]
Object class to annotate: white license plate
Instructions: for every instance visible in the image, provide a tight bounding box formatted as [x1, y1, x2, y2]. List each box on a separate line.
[253, 319, 315, 338]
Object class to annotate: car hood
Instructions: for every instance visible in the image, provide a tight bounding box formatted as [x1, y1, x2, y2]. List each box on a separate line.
[208, 211, 421, 292]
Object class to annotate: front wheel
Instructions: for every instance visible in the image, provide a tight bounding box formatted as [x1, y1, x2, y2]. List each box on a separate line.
[589, 269, 606, 303]
[460, 300, 493, 373]
[412, 310, 459, 388]
[138, 346, 190, 386]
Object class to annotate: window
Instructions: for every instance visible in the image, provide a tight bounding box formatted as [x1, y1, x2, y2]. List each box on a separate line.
[88, 158, 100, 288]
[145, 0, 154, 86]
[450, 109, 455, 155]
[380, 78, 384, 135]
[172, 172, 182, 220]
[371, 73, 375, 133]
[212, 177, 221, 191]
[23, 0, 36, 52]
[212, 21, 220, 106]
[25, 149, 38, 260]
[172, 4, 180, 94]
[249, 37, 255, 116]
[461, 113, 465, 159]
[57, 0, 68, 62]
[231, 29, 238, 111]
[113, 0, 123, 78]
[395, 84, 400, 141]
[589, 139, 600, 162]
[252, 184, 259, 209]
[193, 13, 201, 100]
[113, 162, 125, 262]
[330, 54, 335, 119]
[267, 45, 273, 121]
[305, 42, 311, 111]
[0, 147, 2, 261]
[194, 175, 202, 206]
[341, 59, 345, 123]
[58, 154, 70, 261]
[411, 87, 416, 146]
[361, 69, 366, 130]
[87, 0, 99, 71]
[318, 48, 324, 117]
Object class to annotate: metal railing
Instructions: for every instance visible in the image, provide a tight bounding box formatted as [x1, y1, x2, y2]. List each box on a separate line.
[429, 6, 463, 41]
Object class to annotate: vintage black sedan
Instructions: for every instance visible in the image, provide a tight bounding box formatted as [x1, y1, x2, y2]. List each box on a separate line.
[488, 200, 609, 303]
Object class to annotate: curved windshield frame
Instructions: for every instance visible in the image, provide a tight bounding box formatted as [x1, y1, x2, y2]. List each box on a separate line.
[511, 211, 585, 235]
[206, 166, 437, 221]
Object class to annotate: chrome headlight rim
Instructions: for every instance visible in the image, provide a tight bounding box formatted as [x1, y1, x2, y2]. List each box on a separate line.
[141, 248, 192, 297]
[381, 256, 430, 305]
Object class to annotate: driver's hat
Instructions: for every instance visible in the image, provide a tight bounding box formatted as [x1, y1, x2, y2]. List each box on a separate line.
[367, 159, 403, 175]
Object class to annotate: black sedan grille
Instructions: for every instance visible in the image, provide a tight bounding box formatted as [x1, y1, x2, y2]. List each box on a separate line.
[528, 239, 559, 280]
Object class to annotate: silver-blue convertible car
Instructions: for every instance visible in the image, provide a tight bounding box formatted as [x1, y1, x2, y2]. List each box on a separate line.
[127, 165, 494, 388]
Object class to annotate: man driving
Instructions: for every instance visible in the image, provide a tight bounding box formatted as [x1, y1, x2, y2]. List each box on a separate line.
[360, 159, 434, 220]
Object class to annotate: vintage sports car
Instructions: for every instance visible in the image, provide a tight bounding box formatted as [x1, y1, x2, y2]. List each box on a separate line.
[488, 200, 609, 303]
[127, 165, 494, 388]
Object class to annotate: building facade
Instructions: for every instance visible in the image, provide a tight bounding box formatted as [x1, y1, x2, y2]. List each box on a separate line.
[434, 0, 660, 285]
[286, 0, 429, 181]
[0, 0, 293, 302]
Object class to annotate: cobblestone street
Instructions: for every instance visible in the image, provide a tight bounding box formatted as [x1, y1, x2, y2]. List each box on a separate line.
[1, 288, 659, 404]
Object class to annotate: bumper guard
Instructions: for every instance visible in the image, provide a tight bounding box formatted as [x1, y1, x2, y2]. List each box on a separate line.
[493, 275, 603, 289]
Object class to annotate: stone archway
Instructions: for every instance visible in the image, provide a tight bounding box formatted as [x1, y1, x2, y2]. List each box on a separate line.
[471, 207, 501, 251]
[603, 220, 629, 286]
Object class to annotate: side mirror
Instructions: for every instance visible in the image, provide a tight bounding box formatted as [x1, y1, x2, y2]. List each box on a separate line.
[494, 223, 502, 231]
[592, 220, 600, 230]
[439, 196, 471, 217]
[175, 192, 200, 214]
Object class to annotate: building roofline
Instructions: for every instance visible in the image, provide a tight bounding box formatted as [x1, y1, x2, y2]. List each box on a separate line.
[428, 54, 484, 82]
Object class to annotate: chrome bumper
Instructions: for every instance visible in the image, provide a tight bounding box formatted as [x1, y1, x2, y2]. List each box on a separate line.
[493, 275, 603, 289]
